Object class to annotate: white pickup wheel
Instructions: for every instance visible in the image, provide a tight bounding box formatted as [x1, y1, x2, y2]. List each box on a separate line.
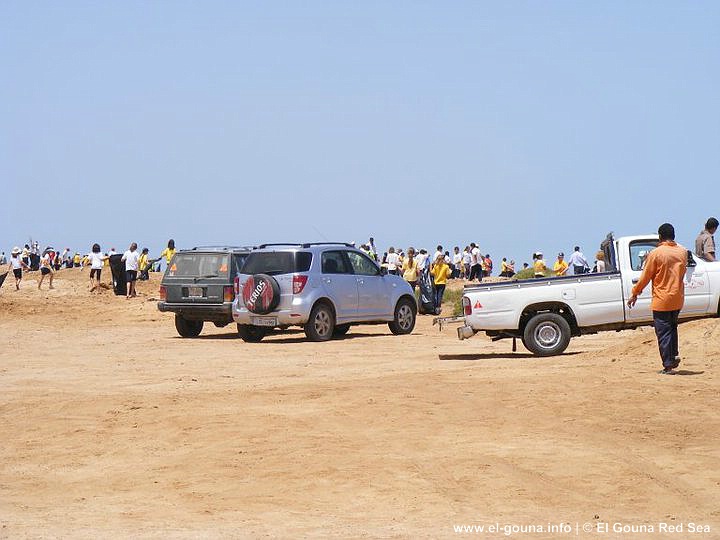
[522, 313, 571, 356]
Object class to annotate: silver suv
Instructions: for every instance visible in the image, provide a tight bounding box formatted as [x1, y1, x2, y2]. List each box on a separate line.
[232, 243, 417, 342]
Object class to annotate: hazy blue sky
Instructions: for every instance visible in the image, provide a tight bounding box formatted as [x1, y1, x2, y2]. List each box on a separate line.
[2, 1, 718, 264]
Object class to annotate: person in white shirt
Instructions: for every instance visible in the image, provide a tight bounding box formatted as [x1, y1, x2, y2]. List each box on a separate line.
[368, 237, 378, 262]
[461, 247, 472, 279]
[469, 243, 482, 281]
[452, 247, 462, 279]
[415, 249, 428, 271]
[567, 246, 590, 274]
[37, 251, 55, 290]
[7, 247, 29, 290]
[122, 242, 140, 298]
[386, 247, 400, 275]
[87, 243, 109, 293]
[593, 251, 607, 273]
[434, 245, 444, 267]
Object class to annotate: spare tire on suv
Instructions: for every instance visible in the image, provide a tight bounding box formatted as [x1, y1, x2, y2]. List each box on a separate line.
[242, 274, 281, 315]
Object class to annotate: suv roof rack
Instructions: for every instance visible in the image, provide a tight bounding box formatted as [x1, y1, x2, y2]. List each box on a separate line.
[189, 245, 255, 251]
[257, 242, 354, 249]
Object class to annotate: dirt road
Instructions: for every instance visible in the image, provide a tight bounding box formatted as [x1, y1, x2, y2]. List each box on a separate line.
[1, 270, 719, 538]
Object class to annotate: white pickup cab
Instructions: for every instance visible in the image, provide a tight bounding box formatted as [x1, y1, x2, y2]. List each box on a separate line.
[458, 234, 720, 356]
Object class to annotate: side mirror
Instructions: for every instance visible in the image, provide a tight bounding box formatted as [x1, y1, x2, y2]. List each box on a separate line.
[379, 266, 388, 276]
[687, 250, 697, 268]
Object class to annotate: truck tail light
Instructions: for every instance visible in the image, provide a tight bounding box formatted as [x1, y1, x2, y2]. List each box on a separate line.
[224, 285, 234, 302]
[233, 276, 240, 295]
[159, 285, 167, 301]
[293, 275, 308, 294]
[462, 296, 472, 316]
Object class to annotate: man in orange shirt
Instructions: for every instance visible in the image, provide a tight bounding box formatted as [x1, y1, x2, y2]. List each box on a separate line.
[627, 223, 687, 374]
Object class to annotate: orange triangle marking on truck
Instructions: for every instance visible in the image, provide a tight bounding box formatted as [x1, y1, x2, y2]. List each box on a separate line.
[474, 301, 482, 309]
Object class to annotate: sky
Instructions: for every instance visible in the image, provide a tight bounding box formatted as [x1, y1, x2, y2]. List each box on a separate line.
[2, 1, 719, 264]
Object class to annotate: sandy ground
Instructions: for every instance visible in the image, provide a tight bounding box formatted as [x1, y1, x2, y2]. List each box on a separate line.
[1, 268, 719, 539]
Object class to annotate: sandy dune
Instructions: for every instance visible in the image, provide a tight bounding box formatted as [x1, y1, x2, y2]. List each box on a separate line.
[1, 268, 719, 538]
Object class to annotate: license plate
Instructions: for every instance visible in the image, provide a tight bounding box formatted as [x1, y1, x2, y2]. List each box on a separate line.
[252, 316, 277, 327]
[188, 286, 204, 298]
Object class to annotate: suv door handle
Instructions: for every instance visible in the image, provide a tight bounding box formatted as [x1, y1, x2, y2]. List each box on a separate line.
[631, 278, 639, 284]
[357, 279, 364, 285]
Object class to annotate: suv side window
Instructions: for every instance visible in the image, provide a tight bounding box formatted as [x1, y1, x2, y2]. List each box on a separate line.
[322, 251, 351, 274]
[347, 251, 380, 276]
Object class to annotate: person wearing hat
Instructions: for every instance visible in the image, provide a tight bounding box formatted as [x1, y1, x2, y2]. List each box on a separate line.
[553, 252, 569, 276]
[7, 247, 30, 290]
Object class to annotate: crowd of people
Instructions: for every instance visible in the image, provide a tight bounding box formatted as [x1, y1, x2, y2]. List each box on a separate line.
[3, 218, 716, 308]
[1, 239, 177, 296]
[352, 239, 607, 308]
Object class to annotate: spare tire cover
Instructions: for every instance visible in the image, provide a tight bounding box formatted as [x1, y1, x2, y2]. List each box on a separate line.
[242, 274, 281, 315]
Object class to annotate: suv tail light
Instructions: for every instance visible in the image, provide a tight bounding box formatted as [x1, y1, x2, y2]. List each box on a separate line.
[463, 296, 472, 316]
[224, 285, 234, 302]
[293, 275, 308, 294]
[159, 285, 167, 301]
[233, 276, 240, 295]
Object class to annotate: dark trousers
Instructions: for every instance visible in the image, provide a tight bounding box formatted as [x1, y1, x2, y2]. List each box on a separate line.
[573, 265, 587, 275]
[434, 284, 446, 309]
[468, 264, 482, 281]
[653, 310, 680, 368]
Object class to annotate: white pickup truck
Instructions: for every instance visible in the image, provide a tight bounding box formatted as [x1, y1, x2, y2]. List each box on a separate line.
[453, 234, 720, 356]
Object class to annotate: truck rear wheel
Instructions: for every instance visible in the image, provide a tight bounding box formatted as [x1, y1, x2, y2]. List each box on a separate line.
[522, 313, 571, 356]
[175, 314, 203, 338]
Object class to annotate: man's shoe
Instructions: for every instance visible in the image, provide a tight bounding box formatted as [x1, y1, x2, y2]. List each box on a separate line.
[659, 368, 676, 375]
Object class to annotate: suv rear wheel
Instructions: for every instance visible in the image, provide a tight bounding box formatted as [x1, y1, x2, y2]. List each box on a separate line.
[304, 302, 335, 342]
[237, 324, 267, 343]
[389, 297, 417, 335]
[175, 314, 203, 338]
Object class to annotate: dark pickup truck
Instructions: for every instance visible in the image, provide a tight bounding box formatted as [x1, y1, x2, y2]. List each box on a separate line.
[157, 246, 253, 337]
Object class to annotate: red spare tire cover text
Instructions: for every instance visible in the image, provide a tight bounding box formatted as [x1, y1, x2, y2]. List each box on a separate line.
[242, 274, 281, 315]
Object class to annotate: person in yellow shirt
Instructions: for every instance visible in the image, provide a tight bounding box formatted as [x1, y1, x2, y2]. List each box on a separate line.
[73, 253, 81, 267]
[160, 239, 176, 269]
[138, 248, 151, 280]
[553, 252, 569, 276]
[402, 248, 419, 290]
[533, 252, 547, 278]
[430, 253, 452, 309]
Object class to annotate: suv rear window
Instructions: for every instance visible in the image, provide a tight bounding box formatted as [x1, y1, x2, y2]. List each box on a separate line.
[167, 253, 230, 278]
[242, 251, 312, 275]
